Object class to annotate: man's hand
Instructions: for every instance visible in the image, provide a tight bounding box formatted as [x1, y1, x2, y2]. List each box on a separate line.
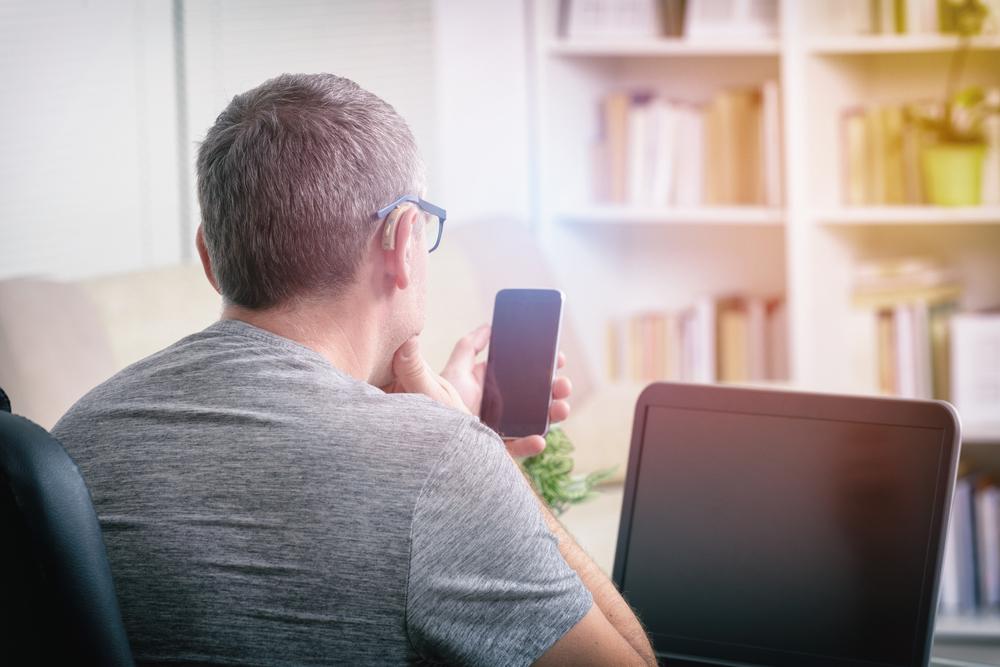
[380, 336, 470, 415]
[440, 324, 572, 458]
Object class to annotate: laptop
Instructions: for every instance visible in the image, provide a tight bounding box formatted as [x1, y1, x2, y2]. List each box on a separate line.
[613, 382, 967, 667]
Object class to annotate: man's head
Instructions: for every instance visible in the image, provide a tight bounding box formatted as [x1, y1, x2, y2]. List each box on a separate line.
[195, 73, 432, 380]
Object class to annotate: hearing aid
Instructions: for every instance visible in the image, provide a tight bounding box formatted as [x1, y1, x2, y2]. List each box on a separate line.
[381, 203, 415, 251]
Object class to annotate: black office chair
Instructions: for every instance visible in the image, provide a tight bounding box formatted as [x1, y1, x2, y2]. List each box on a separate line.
[0, 385, 134, 666]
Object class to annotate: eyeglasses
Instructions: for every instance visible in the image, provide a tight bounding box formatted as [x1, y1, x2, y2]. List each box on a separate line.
[374, 195, 447, 254]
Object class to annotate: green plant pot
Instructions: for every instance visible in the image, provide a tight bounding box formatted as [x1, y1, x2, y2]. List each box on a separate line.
[921, 143, 987, 206]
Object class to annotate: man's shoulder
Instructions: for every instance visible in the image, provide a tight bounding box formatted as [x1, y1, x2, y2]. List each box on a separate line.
[52, 323, 489, 462]
[337, 391, 491, 454]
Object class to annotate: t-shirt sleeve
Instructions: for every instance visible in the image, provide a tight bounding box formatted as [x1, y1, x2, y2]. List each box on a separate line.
[405, 418, 593, 666]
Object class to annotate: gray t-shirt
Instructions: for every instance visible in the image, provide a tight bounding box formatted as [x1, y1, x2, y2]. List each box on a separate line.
[52, 319, 592, 666]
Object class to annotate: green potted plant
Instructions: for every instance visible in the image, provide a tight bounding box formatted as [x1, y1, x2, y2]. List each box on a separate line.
[521, 427, 616, 516]
[915, 0, 1000, 205]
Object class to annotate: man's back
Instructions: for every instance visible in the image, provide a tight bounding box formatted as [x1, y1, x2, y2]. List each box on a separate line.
[53, 320, 590, 666]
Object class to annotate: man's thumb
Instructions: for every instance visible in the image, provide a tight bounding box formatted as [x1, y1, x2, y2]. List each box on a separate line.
[392, 337, 434, 390]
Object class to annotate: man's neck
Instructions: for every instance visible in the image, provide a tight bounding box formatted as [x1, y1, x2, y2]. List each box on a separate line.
[221, 296, 380, 384]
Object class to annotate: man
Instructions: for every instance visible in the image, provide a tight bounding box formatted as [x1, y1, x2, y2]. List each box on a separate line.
[53, 73, 656, 666]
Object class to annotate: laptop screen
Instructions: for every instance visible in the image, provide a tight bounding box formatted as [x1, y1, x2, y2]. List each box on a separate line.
[618, 404, 949, 667]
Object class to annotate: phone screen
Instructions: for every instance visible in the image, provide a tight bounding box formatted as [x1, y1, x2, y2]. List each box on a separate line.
[480, 289, 563, 439]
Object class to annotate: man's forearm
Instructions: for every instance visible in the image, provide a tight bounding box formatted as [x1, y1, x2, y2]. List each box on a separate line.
[534, 492, 657, 666]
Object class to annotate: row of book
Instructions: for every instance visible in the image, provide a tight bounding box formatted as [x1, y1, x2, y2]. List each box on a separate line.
[836, 0, 1000, 36]
[841, 98, 1000, 206]
[605, 295, 788, 383]
[559, 0, 777, 40]
[559, 0, 683, 38]
[941, 475, 1000, 614]
[595, 83, 782, 207]
[854, 259, 959, 400]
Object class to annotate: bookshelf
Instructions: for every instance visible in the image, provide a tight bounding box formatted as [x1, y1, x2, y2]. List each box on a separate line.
[806, 33, 1000, 55]
[556, 205, 783, 226]
[547, 37, 781, 56]
[530, 0, 1000, 641]
[814, 205, 1000, 225]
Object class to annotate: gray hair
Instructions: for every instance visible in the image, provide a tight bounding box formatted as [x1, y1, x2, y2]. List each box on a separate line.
[196, 73, 426, 309]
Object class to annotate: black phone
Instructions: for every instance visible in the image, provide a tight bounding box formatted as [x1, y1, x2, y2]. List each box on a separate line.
[480, 288, 564, 439]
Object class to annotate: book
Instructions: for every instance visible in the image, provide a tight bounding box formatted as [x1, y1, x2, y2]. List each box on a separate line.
[983, 88, 1000, 206]
[893, 303, 916, 396]
[951, 312, 1000, 431]
[765, 298, 788, 381]
[876, 309, 895, 395]
[673, 105, 705, 206]
[929, 301, 957, 401]
[761, 80, 783, 207]
[649, 101, 679, 206]
[843, 108, 868, 206]
[882, 106, 906, 205]
[716, 297, 749, 382]
[606, 295, 786, 384]
[901, 104, 927, 204]
[865, 106, 888, 204]
[604, 92, 632, 203]
[951, 477, 979, 612]
[940, 475, 962, 612]
[627, 97, 652, 205]
[975, 481, 1000, 609]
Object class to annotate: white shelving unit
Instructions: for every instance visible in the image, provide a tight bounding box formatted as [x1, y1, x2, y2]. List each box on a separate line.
[815, 205, 1000, 225]
[529, 0, 1000, 642]
[547, 37, 781, 56]
[556, 205, 783, 226]
[806, 33, 1000, 55]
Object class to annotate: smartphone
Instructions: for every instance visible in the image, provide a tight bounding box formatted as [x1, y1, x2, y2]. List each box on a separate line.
[480, 288, 564, 439]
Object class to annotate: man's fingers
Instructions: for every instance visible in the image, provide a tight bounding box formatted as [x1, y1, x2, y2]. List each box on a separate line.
[444, 324, 491, 370]
[549, 399, 570, 423]
[551, 376, 572, 400]
[471, 323, 491, 349]
[473, 360, 486, 385]
[557, 351, 566, 369]
[506, 435, 546, 458]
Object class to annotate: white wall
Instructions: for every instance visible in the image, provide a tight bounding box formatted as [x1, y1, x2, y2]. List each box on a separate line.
[0, 0, 534, 280]
[431, 0, 532, 225]
[0, 0, 181, 280]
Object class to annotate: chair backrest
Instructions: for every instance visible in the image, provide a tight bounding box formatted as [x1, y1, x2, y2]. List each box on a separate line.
[0, 388, 134, 666]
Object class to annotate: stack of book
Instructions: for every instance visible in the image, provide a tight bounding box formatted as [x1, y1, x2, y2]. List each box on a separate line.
[940, 474, 1000, 615]
[606, 295, 787, 383]
[595, 83, 782, 207]
[853, 258, 960, 399]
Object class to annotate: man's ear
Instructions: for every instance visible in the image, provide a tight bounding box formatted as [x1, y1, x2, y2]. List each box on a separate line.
[195, 225, 221, 295]
[383, 206, 417, 290]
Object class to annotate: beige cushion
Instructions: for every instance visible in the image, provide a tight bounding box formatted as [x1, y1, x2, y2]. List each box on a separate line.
[0, 279, 116, 429]
[81, 263, 222, 370]
[560, 381, 647, 483]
